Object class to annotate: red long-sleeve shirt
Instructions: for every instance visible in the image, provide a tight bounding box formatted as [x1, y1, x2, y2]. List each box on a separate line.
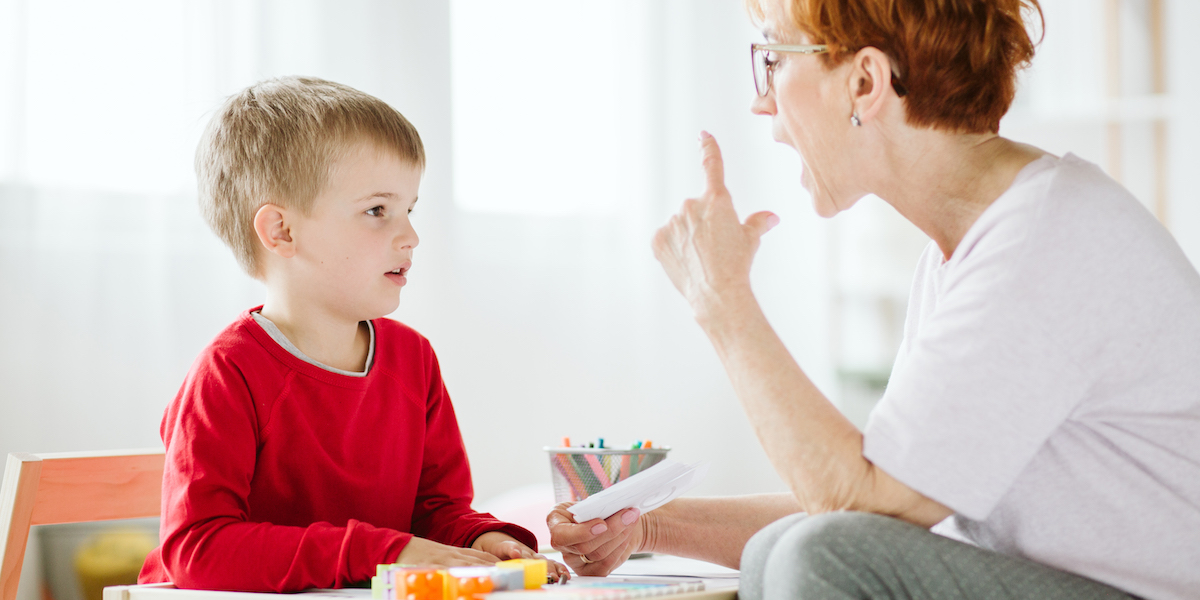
[138, 308, 534, 591]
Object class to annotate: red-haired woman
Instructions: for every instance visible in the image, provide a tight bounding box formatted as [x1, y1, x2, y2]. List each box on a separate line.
[549, 1, 1200, 599]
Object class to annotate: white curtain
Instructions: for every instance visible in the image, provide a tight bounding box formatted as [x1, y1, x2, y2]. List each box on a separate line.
[3, 1, 1198, 565]
[0, 0, 828, 511]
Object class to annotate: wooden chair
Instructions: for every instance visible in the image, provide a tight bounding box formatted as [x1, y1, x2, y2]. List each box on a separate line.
[0, 449, 164, 600]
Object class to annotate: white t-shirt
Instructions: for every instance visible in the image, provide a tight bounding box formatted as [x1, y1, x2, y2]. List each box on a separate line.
[863, 153, 1200, 600]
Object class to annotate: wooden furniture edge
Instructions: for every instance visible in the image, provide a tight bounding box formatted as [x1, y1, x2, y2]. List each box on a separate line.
[32, 449, 163, 461]
[1, 453, 43, 600]
[30, 449, 164, 525]
[3, 448, 164, 600]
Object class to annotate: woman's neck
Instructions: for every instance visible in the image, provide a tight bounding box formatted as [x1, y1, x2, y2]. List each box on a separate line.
[871, 131, 1046, 260]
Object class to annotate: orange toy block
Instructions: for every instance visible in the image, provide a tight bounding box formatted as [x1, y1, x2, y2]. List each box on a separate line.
[394, 568, 445, 600]
[443, 567, 495, 600]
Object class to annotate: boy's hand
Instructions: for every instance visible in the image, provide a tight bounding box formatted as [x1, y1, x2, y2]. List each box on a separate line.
[397, 536, 499, 568]
[472, 531, 571, 583]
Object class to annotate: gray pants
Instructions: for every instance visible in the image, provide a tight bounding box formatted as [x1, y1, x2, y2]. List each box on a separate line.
[740, 512, 1136, 600]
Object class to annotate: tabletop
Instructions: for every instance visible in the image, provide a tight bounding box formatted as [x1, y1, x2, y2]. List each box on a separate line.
[103, 554, 739, 600]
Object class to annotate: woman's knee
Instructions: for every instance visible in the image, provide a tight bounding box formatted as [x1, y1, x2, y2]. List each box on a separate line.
[780, 512, 882, 563]
[739, 512, 810, 600]
[761, 512, 903, 598]
[743, 512, 810, 567]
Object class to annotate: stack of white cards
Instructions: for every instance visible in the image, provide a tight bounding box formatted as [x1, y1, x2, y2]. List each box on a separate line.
[567, 459, 709, 522]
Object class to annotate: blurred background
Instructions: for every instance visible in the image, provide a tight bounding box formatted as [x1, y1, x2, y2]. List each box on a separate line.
[2, 0, 1198, 597]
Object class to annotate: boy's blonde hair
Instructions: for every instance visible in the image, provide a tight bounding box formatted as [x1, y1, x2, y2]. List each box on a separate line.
[197, 76, 425, 278]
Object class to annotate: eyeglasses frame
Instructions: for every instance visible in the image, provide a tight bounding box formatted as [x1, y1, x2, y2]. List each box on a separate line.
[751, 43, 909, 98]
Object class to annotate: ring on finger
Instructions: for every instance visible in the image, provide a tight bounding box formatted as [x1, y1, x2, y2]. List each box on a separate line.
[577, 553, 595, 564]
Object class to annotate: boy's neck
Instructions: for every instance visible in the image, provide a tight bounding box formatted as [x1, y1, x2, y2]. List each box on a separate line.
[258, 295, 371, 373]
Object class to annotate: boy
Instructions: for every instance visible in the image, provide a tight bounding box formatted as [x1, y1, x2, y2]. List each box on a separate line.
[138, 77, 566, 591]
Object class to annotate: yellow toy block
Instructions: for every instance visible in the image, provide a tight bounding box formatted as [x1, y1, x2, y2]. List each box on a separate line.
[496, 559, 547, 590]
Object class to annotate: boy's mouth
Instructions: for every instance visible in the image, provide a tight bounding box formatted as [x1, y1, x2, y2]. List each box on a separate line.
[388, 261, 411, 276]
[385, 262, 412, 286]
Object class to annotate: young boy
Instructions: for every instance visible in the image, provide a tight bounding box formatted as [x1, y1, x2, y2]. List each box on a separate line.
[137, 77, 566, 591]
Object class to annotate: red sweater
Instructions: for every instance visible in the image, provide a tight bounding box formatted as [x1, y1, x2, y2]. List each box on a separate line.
[138, 308, 534, 591]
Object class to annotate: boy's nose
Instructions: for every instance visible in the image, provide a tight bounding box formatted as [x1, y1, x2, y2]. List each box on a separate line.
[395, 224, 419, 249]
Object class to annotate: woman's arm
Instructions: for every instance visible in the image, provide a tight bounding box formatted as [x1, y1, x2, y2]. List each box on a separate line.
[548, 494, 803, 574]
[651, 133, 951, 527]
[641, 494, 804, 567]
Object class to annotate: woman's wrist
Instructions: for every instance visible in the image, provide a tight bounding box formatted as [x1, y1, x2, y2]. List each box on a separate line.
[692, 281, 756, 325]
[638, 499, 689, 556]
[693, 283, 762, 347]
[637, 505, 661, 554]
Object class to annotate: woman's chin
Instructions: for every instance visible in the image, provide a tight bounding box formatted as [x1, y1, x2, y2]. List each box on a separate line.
[809, 191, 842, 218]
[813, 201, 840, 219]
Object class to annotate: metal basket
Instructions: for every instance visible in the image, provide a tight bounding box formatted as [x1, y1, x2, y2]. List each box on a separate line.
[544, 447, 670, 504]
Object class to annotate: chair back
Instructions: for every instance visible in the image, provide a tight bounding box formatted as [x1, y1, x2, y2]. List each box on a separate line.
[0, 449, 164, 600]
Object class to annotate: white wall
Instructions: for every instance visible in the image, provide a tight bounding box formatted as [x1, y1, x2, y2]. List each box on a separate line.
[1, 2, 811, 544]
[2, 3, 1199, 597]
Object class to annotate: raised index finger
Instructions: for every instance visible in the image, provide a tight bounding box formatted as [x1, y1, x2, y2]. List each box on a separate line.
[699, 131, 727, 195]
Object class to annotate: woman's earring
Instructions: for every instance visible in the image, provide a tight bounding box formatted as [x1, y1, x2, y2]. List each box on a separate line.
[850, 112, 862, 127]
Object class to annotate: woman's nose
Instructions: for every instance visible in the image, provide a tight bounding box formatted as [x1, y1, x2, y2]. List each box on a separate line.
[751, 91, 775, 116]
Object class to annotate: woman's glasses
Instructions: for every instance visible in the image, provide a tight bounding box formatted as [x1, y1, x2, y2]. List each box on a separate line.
[752, 43, 828, 97]
[751, 43, 909, 98]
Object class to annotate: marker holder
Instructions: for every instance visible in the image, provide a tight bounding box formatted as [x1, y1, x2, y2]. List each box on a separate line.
[544, 447, 671, 504]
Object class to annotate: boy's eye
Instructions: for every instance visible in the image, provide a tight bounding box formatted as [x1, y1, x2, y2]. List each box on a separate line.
[407, 206, 415, 215]
[366, 206, 385, 217]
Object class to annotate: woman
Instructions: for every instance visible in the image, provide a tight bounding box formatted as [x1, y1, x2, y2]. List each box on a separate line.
[548, 1, 1200, 599]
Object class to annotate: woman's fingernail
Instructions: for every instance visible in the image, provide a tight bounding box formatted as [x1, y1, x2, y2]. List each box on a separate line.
[591, 523, 608, 535]
[622, 509, 640, 525]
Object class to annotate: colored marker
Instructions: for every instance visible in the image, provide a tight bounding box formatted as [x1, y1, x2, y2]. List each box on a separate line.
[553, 454, 583, 500]
[604, 454, 620, 483]
[570, 454, 602, 495]
[584, 454, 612, 489]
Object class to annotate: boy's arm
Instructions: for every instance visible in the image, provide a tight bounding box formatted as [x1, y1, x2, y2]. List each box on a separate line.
[408, 350, 538, 551]
[152, 354, 410, 592]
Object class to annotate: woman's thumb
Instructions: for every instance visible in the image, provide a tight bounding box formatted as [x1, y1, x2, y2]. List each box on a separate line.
[745, 211, 780, 237]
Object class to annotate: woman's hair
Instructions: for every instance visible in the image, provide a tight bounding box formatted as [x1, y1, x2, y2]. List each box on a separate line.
[746, 0, 1043, 134]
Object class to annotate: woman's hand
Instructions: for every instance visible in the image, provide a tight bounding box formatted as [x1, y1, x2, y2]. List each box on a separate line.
[471, 531, 571, 583]
[652, 132, 779, 321]
[547, 503, 644, 576]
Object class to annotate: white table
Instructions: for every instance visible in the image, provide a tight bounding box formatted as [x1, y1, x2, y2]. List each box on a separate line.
[103, 555, 739, 600]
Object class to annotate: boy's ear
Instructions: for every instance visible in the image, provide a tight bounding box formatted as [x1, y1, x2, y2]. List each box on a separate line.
[253, 203, 297, 258]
